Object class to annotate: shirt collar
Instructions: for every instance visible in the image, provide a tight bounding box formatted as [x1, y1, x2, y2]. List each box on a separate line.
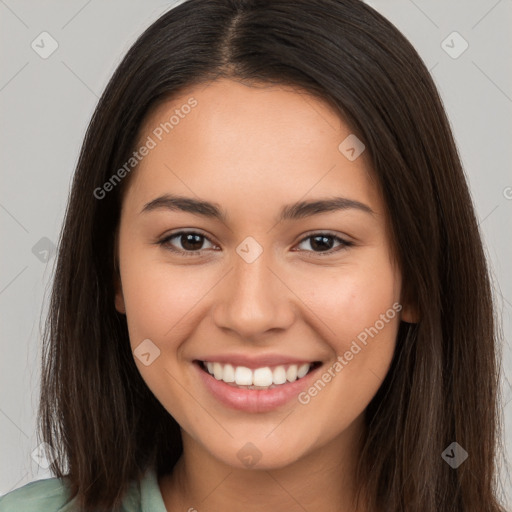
[140, 467, 168, 512]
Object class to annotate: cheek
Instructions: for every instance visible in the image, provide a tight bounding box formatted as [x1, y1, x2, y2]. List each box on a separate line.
[118, 253, 213, 424]
[120, 254, 214, 345]
[295, 264, 400, 430]
[297, 254, 400, 345]
[294, 251, 401, 406]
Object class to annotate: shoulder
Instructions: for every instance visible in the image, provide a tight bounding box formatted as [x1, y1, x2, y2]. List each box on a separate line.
[0, 475, 75, 512]
[0, 467, 165, 512]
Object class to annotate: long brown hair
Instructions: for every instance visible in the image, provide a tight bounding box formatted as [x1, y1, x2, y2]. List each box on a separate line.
[38, 0, 507, 510]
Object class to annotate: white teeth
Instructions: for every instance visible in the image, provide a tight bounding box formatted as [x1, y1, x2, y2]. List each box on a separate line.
[286, 365, 298, 382]
[297, 363, 310, 379]
[272, 366, 287, 385]
[234, 366, 253, 386]
[253, 367, 273, 387]
[202, 361, 315, 387]
[222, 363, 235, 383]
[213, 362, 223, 380]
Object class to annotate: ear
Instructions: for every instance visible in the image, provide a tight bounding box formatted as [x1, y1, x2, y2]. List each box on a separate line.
[398, 283, 420, 323]
[113, 231, 126, 315]
[114, 273, 126, 315]
[400, 302, 419, 323]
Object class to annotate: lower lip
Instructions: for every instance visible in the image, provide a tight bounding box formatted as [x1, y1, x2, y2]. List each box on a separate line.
[194, 361, 322, 413]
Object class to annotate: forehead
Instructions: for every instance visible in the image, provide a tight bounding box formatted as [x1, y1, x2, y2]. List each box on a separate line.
[125, 78, 383, 217]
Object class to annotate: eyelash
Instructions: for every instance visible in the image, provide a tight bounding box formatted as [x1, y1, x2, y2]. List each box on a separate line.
[156, 230, 354, 257]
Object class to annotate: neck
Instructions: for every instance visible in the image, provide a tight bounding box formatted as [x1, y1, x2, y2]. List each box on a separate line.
[159, 415, 368, 512]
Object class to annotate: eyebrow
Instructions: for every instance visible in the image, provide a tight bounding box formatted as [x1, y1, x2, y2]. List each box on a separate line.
[140, 193, 375, 222]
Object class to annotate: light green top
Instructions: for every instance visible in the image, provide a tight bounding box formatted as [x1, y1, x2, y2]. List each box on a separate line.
[0, 467, 167, 511]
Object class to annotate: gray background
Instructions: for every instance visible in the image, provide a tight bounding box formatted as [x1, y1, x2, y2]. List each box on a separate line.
[1, 0, 511, 506]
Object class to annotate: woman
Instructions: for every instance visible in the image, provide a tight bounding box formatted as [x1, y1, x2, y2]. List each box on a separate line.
[0, 0, 506, 510]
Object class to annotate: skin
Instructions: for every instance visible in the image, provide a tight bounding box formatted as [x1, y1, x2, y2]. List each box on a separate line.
[114, 78, 416, 512]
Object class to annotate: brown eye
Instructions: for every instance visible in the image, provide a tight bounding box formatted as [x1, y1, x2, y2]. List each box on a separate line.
[295, 233, 353, 255]
[158, 231, 216, 256]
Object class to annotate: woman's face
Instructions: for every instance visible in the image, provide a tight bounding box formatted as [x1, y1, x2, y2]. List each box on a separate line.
[115, 78, 414, 469]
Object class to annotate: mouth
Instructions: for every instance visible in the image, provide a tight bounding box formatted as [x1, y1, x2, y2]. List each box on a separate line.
[193, 359, 324, 413]
[195, 360, 323, 390]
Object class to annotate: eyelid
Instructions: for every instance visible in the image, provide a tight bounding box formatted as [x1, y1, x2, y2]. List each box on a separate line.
[295, 229, 354, 245]
[156, 229, 354, 256]
[292, 231, 353, 256]
[156, 229, 218, 256]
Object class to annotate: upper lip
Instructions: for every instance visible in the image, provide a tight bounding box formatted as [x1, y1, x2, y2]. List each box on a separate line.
[195, 354, 320, 369]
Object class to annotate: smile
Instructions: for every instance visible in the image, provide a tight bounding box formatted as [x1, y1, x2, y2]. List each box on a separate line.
[194, 359, 323, 413]
[199, 360, 321, 389]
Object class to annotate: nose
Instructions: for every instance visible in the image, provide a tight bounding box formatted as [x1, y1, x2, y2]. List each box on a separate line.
[212, 247, 296, 339]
